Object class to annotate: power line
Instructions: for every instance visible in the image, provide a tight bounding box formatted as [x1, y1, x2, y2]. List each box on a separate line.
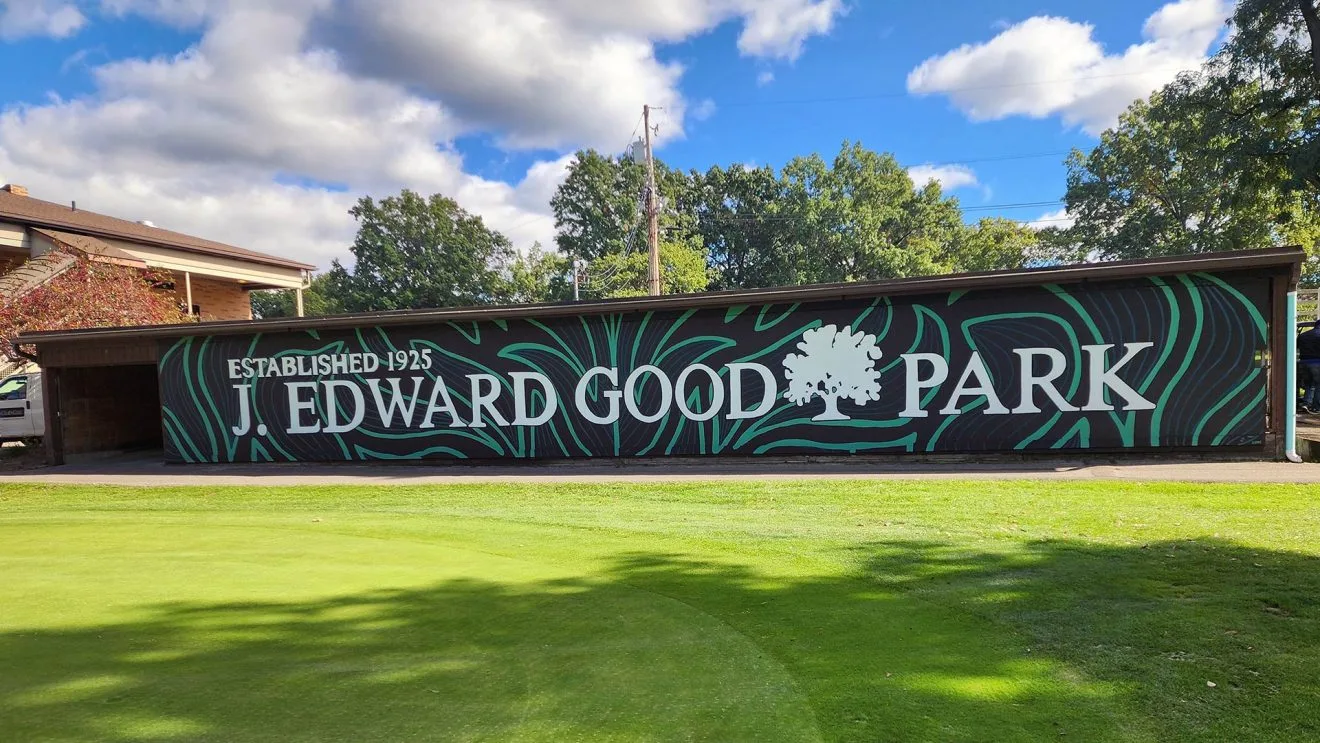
[695, 199, 1065, 223]
[717, 70, 1172, 108]
[501, 111, 647, 257]
[917, 150, 1072, 167]
[620, 111, 645, 158]
[964, 200, 1064, 212]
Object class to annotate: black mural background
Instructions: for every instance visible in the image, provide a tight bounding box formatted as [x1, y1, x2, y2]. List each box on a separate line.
[159, 270, 1271, 463]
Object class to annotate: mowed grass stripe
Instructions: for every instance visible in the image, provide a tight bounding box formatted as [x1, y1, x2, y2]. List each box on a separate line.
[0, 481, 1317, 742]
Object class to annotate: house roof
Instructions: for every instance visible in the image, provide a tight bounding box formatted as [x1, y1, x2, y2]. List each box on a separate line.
[31, 228, 148, 269]
[0, 188, 315, 271]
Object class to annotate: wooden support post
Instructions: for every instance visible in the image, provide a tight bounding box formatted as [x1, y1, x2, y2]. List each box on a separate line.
[644, 104, 660, 296]
[43, 366, 63, 466]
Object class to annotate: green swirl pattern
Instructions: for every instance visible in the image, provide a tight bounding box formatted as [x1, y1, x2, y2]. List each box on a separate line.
[159, 271, 1271, 463]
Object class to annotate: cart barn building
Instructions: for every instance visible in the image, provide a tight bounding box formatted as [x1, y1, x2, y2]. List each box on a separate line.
[20, 248, 1306, 465]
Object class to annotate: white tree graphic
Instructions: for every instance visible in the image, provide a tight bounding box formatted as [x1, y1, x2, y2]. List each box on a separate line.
[782, 324, 884, 421]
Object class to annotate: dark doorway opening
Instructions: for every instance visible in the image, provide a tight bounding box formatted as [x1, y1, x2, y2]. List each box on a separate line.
[59, 364, 162, 458]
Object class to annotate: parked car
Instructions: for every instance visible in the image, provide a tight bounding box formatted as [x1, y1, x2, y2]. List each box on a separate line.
[0, 371, 43, 444]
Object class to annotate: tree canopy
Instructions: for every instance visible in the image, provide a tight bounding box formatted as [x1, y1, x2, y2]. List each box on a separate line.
[250, 274, 341, 320]
[0, 247, 193, 362]
[1054, 0, 1320, 283]
[503, 243, 574, 305]
[550, 141, 1039, 296]
[324, 190, 516, 313]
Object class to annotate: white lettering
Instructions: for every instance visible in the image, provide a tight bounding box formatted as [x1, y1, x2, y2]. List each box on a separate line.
[468, 374, 509, 427]
[726, 363, 777, 420]
[901, 353, 948, 418]
[228, 359, 242, 380]
[511, 372, 558, 426]
[286, 382, 321, 434]
[675, 364, 724, 422]
[420, 379, 465, 428]
[230, 384, 252, 435]
[576, 367, 622, 425]
[624, 365, 672, 423]
[368, 377, 424, 427]
[1012, 348, 1078, 414]
[1081, 343, 1156, 411]
[322, 380, 365, 434]
[939, 353, 1009, 415]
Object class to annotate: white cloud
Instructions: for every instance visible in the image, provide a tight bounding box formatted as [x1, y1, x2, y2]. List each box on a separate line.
[691, 98, 718, 122]
[1026, 208, 1076, 230]
[0, 0, 843, 272]
[311, 0, 843, 150]
[310, 0, 685, 151]
[906, 0, 1232, 134]
[0, 3, 572, 269]
[0, 0, 85, 40]
[757, 70, 776, 86]
[735, 0, 844, 60]
[907, 164, 979, 191]
[99, 0, 214, 28]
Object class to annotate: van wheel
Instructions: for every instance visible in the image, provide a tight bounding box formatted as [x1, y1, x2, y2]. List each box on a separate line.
[20, 436, 42, 449]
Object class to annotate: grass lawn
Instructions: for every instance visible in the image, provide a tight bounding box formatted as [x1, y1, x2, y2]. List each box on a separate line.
[0, 481, 1318, 742]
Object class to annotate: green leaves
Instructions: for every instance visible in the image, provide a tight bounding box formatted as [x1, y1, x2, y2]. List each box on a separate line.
[1056, 0, 1320, 284]
[311, 145, 1050, 312]
[694, 142, 1027, 290]
[504, 243, 574, 304]
[331, 190, 515, 313]
[250, 274, 341, 320]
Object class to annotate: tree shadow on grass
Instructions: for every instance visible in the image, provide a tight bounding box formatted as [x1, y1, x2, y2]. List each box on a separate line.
[854, 537, 1320, 741]
[1, 540, 1317, 742]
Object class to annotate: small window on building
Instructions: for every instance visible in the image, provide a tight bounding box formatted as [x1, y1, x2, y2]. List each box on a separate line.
[0, 376, 28, 401]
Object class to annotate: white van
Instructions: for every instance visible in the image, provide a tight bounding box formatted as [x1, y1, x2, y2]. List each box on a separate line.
[0, 371, 43, 443]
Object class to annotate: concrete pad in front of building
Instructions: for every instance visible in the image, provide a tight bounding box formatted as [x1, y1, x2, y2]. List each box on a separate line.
[3, 455, 1320, 486]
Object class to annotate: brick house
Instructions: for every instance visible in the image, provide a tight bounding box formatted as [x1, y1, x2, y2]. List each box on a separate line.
[0, 183, 314, 322]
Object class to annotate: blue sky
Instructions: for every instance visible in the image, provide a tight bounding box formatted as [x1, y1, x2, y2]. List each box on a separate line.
[0, 0, 1232, 269]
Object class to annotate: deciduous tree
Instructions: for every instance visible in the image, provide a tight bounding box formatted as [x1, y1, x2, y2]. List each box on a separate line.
[579, 239, 710, 298]
[0, 248, 193, 362]
[950, 218, 1043, 273]
[250, 274, 341, 319]
[503, 243, 574, 304]
[1056, 0, 1320, 284]
[552, 149, 694, 264]
[326, 190, 515, 312]
[690, 143, 978, 289]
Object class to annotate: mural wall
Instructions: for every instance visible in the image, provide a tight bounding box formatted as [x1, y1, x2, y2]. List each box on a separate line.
[158, 270, 1271, 462]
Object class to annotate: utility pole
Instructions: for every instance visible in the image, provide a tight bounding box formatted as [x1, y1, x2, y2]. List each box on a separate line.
[572, 258, 580, 301]
[643, 104, 661, 296]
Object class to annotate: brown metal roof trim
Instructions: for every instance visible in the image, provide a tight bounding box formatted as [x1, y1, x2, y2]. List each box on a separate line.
[0, 190, 315, 271]
[19, 246, 1305, 345]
